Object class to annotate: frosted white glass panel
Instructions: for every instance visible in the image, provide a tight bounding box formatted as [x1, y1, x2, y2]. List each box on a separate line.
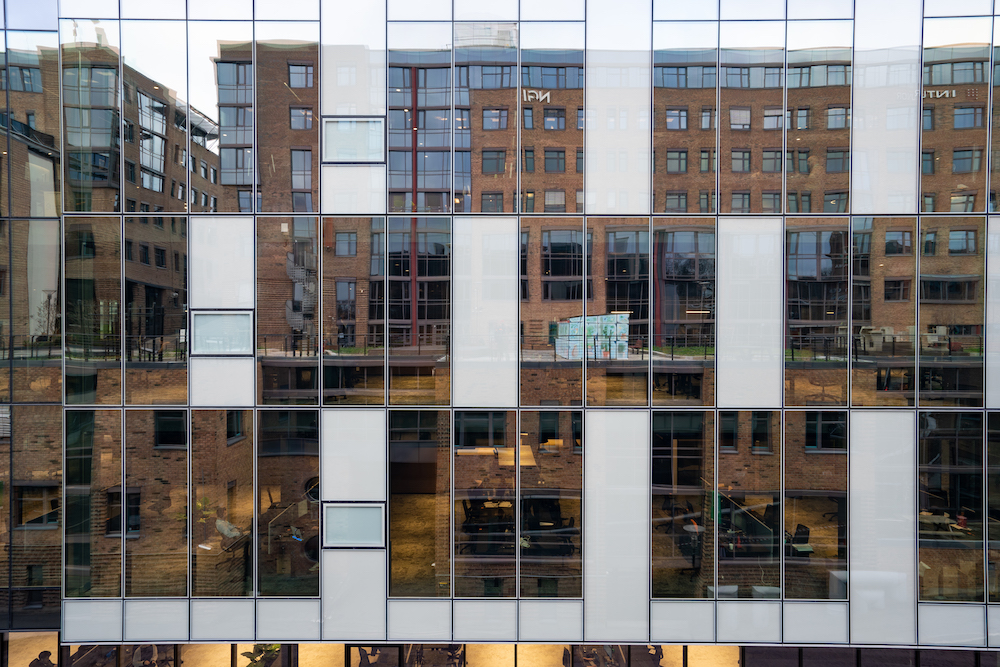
[852, 1, 921, 214]
[988, 218, 1000, 407]
[783, 602, 849, 643]
[321, 165, 388, 214]
[520, 22, 585, 50]
[59, 0, 119, 17]
[919, 604, 986, 646]
[257, 599, 322, 641]
[519, 600, 583, 641]
[387, 600, 451, 641]
[256, 0, 319, 19]
[387, 0, 451, 21]
[322, 409, 386, 501]
[190, 217, 255, 309]
[323, 119, 385, 162]
[455, 0, 517, 20]
[988, 606, 1000, 646]
[120, 0, 185, 18]
[192, 313, 253, 355]
[521, 0, 585, 20]
[584, 411, 649, 642]
[585, 0, 651, 215]
[720, 0, 784, 19]
[650, 601, 715, 643]
[926, 0, 992, 14]
[324, 504, 384, 546]
[716, 218, 782, 407]
[850, 410, 917, 644]
[191, 599, 255, 641]
[653, 0, 717, 20]
[7, 0, 56, 28]
[322, 0, 386, 116]
[322, 550, 387, 640]
[453, 600, 517, 641]
[188, 0, 252, 19]
[453, 217, 518, 407]
[190, 357, 255, 406]
[787, 0, 852, 19]
[716, 602, 781, 643]
[124, 600, 188, 642]
[62, 600, 123, 643]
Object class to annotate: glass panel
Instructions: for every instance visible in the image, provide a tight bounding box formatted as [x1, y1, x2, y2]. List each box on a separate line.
[258, 22, 320, 213]
[652, 410, 714, 598]
[257, 409, 320, 596]
[717, 410, 781, 598]
[454, 411, 516, 596]
[8, 31, 60, 218]
[919, 411, 984, 601]
[121, 21, 189, 215]
[387, 217, 451, 405]
[587, 218, 649, 405]
[988, 412, 1000, 601]
[519, 410, 582, 597]
[65, 217, 121, 405]
[389, 410, 450, 596]
[124, 216, 187, 404]
[123, 410, 187, 596]
[388, 24, 453, 213]
[520, 23, 584, 214]
[921, 18, 990, 213]
[8, 633, 60, 666]
[785, 218, 849, 406]
[11, 407, 62, 628]
[191, 409, 253, 596]
[787, 21, 853, 215]
[64, 410, 122, 597]
[321, 0, 386, 117]
[12, 220, 62, 403]
[257, 217, 319, 405]
[520, 218, 584, 406]
[653, 22, 717, 215]
[454, 22, 517, 213]
[67, 647, 118, 667]
[851, 217, 917, 407]
[652, 218, 715, 406]
[191, 313, 252, 355]
[719, 22, 783, 213]
[324, 119, 385, 162]
[918, 217, 985, 407]
[586, 0, 652, 214]
[60, 19, 121, 213]
[324, 505, 384, 546]
[121, 646, 174, 667]
[784, 410, 848, 599]
[323, 217, 386, 405]
[351, 646, 399, 667]
[188, 21, 251, 213]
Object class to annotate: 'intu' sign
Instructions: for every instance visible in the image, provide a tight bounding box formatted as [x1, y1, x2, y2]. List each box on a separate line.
[522, 89, 551, 103]
[923, 89, 957, 98]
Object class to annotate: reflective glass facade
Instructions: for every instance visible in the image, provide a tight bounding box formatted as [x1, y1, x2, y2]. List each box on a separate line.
[4, 0, 1000, 658]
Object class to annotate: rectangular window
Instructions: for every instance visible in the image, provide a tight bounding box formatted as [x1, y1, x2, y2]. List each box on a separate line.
[291, 149, 312, 189]
[544, 190, 566, 213]
[545, 149, 566, 173]
[289, 64, 314, 88]
[884, 279, 911, 301]
[520, 191, 535, 213]
[140, 244, 150, 265]
[763, 108, 783, 130]
[523, 107, 533, 129]
[700, 149, 716, 173]
[483, 108, 508, 130]
[577, 107, 585, 130]
[797, 150, 810, 174]
[125, 161, 136, 183]
[826, 150, 849, 173]
[731, 150, 750, 172]
[953, 149, 983, 173]
[665, 108, 688, 130]
[827, 107, 849, 129]
[576, 148, 584, 173]
[665, 150, 687, 173]
[15, 486, 59, 526]
[543, 108, 566, 130]
[796, 108, 809, 130]
[482, 150, 506, 174]
[954, 106, 984, 129]
[731, 191, 750, 213]
[699, 190, 715, 213]
[823, 192, 848, 213]
[885, 230, 912, 255]
[923, 107, 934, 130]
[154, 247, 166, 268]
[950, 194, 975, 212]
[522, 148, 534, 172]
[729, 107, 750, 130]
[481, 193, 504, 212]
[948, 229, 977, 254]
[336, 232, 358, 256]
[664, 192, 687, 213]
[290, 107, 314, 129]
[762, 150, 781, 173]
[762, 192, 781, 213]
[923, 231, 937, 255]
[701, 107, 715, 129]
[919, 279, 978, 302]
[922, 151, 935, 174]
